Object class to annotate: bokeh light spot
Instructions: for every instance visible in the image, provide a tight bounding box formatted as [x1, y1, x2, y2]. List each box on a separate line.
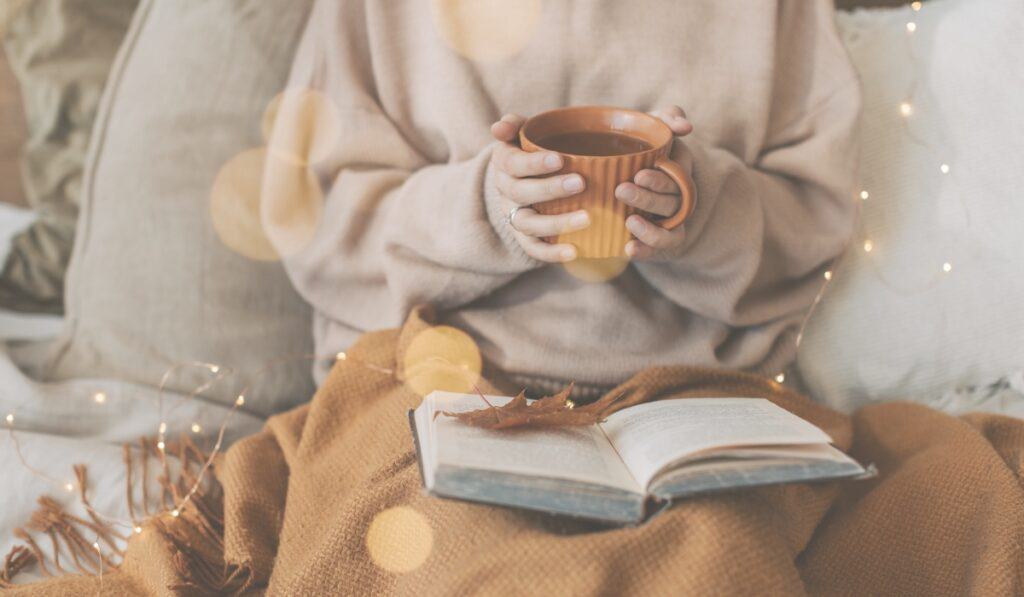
[430, 0, 543, 62]
[210, 147, 323, 261]
[366, 506, 433, 574]
[403, 326, 482, 397]
[261, 151, 324, 257]
[263, 88, 341, 167]
[210, 148, 280, 261]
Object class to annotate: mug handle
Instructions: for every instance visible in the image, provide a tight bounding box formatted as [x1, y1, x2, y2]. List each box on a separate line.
[650, 157, 696, 231]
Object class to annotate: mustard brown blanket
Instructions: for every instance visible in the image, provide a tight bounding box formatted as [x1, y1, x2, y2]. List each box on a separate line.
[7, 309, 1024, 595]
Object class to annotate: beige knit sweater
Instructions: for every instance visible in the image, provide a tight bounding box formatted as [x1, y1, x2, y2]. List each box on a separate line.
[277, 0, 861, 396]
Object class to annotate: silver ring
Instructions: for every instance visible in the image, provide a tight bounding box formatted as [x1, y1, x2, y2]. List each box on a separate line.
[506, 205, 523, 230]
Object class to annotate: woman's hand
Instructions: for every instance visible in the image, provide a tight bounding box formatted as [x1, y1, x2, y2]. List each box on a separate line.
[618, 105, 694, 260]
[490, 114, 590, 263]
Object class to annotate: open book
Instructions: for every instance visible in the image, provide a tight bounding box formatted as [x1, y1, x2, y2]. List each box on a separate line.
[410, 392, 866, 525]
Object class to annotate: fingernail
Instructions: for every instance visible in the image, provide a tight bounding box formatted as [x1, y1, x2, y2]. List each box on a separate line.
[561, 247, 577, 261]
[563, 175, 584, 192]
[570, 212, 590, 228]
[618, 184, 636, 200]
[627, 217, 645, 235]
[544, 154, 562, 169]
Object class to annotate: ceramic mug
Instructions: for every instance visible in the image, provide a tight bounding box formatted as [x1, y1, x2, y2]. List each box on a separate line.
[519, 106, 695, 259]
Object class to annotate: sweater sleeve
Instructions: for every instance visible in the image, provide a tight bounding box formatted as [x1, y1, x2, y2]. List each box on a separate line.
[632, 1, 861, 329]
[269, 1, 539, 332]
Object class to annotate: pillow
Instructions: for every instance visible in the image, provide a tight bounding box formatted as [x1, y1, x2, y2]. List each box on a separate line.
[40, 0, 317, 415]
[0, 0, 138, 314]
[797, 0, 1024, 412]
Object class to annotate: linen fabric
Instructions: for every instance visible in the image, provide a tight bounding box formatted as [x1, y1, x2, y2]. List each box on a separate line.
[41, 0, 317, 415]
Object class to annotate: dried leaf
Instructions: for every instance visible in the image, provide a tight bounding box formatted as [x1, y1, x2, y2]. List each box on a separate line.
[440, 383, 625, 430]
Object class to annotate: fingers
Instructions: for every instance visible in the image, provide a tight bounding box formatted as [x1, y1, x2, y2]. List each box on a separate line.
[649, 105, 694, 136]
[490, 114, 526, 142]
[616, 183, 680, 219]
[633, 169, 678, 194]
[512, 208, 590, 238]
[514, 230, 578, 263]
[495, 169, 585, 206]
[624, 239, 657, 260]
[625, 214, 685, 257]
[493, 142, 564, 178]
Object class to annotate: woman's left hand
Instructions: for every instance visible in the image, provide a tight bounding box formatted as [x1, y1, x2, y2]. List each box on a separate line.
[617, 105, 694, 260]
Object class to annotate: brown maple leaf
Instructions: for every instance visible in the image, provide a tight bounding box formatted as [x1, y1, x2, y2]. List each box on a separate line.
[437, 383, 624, 430]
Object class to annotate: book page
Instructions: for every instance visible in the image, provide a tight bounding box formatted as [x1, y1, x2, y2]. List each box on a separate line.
[426, 392, 639, 493]
[599, 398, 834, 488]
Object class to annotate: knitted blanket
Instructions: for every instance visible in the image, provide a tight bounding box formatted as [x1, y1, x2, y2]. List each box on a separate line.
[8, 309, 1023, 595]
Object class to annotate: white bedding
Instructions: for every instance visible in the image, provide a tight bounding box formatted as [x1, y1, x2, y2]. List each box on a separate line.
[0, 203, 263, 584]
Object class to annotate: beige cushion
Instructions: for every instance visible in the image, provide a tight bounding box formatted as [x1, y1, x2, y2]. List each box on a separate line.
[42, 0, 316, 415]
[0, 0, 138, 313]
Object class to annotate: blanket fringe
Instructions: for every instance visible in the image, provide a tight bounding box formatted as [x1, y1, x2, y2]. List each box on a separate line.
[0, 434, 252, 593]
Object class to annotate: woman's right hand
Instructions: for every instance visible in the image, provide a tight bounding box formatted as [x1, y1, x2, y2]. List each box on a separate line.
[489, 114, 590, 263]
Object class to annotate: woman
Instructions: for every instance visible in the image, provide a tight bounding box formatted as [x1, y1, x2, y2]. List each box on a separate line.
[275, 0, 861, 398]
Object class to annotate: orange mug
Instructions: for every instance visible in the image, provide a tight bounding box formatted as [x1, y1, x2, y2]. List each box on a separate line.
[519, 106, 695, 259]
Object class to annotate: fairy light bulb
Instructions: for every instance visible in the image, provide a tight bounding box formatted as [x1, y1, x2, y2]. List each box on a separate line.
[900, 102, 914, 117]
[235, 394, 246, 407]
[171, 509, 180, 518]
[93, 391, 107, 404]
[158, 422, 167, 434]
[64, 482, 75, 492]
[92, 541, 100, 550]
[209, 364, 220, 373]
[336, 351, 347, 361]
[824, 271, 833, 281]
[863, 240, 874, 253]
[157, 441, 166, 451]
[191, 423, 202, 434]
[859, 190, 870, 201]
[4, 413, 12, 425]
[943, 262, 952, 273]
[133, 526, 143, 535]
[775, 373, 786, 383]
[940, 163, 950, 174]
[906, 21, 917, 33]
[911, 1, 922, 10]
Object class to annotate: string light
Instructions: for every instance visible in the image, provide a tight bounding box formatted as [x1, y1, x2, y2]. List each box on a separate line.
[824, 271, 833, 281]
[156, 441, 165, 452]
[4, 413, 12, 425]
[906, 21, 917, 33]
[64, 482, 75, 492]
[336, 351, 347, 361]
[158, 422, 167, 434]
[943, 262, 952, 273]
[911, 1, 922, 10]
[170, 509, 180, 518]
[133, 526, 142, 535]
[859, 190, 870, 201]
[940, 163, 950, 174]
[235, 394, 245, 407]
[93, 391, 107, 404]
[899, 102, 914, 117]
[863, 240, 874, 253]
[191, 423, 202, 434]
[775, 373, 786, 383]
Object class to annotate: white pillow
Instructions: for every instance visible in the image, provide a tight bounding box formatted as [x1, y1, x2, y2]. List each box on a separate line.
[797, 0, 1024, 412]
